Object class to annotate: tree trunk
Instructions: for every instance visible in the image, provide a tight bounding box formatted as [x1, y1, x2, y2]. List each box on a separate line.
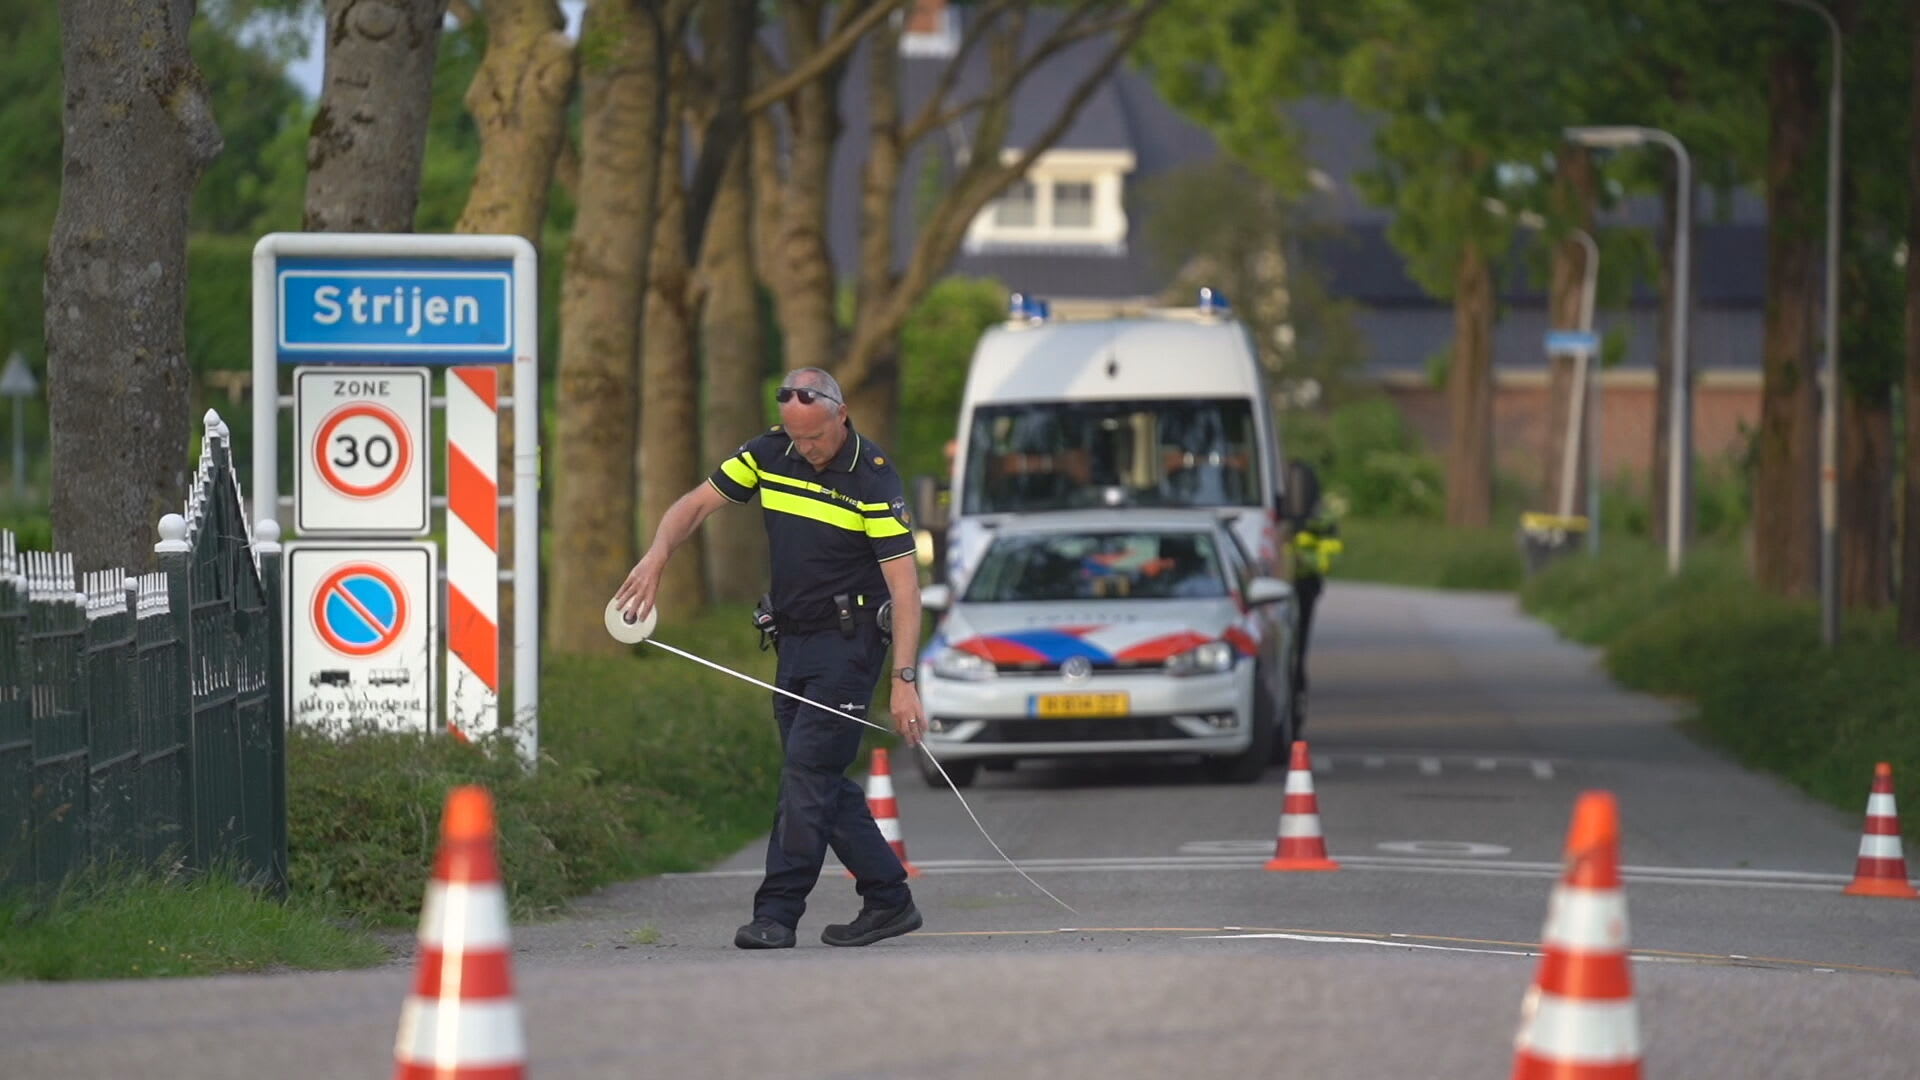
[639, 93, 706, 617]
[46, 0, 221, 571]
[700, 144, 769, 604]
[1540, 147, 1597, 514]
[546, 0, 667, 656]
[842, 13, 905, 451]
[455, 0, 575, 241]
[1753, 44, 1823, 597]
[760, 8, 845, 373]
[454, 0, 576, 689]
[1840, 388, 1893, 609]
[1446, 241, 1495, 528]
[1900, 12, 1920, 647]
[304, 0, 450, 232]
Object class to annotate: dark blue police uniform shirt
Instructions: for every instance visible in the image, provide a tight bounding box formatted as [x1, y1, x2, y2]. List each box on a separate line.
[707, 422, 916, 624]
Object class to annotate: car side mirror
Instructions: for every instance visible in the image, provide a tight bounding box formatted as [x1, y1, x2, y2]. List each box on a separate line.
[920, 584, 953, 613]
[1246, 577, 1293, 606]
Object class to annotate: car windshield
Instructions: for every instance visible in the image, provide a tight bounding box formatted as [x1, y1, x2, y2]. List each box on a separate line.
[962, 531, 1228, 603]
[961, 399, 1261, 514]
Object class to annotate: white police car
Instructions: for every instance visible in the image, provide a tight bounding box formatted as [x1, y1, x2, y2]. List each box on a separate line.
[916, 511, 1294, 786]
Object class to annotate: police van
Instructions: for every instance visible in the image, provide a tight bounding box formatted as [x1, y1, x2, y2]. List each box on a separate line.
[937, 289, 1300, 593]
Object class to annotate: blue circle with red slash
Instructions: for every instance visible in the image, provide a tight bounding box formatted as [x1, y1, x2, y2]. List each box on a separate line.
[312, 562, 408, 657]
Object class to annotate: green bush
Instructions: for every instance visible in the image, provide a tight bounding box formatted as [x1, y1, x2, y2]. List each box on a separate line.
[1288, 398, 1444, 518]
[898, 277, 1007, 485]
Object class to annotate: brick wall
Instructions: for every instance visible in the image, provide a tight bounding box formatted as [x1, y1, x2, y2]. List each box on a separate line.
[1380, 373, 1762, 488]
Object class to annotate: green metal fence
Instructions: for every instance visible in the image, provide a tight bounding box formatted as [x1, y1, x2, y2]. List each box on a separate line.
[0, 411, 285, 895]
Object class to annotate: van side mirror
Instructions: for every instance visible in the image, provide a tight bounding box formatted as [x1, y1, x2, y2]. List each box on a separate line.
[920, 584, 953, 613]
[1287, 460, 1323, 522]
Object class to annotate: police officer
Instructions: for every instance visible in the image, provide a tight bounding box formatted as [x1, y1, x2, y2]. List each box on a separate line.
[1283, 462, 1341, 734]
[614, 368, 926, 950]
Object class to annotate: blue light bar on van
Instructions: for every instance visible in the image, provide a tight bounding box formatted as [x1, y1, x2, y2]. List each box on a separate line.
[1006, 293, 1049, 324]
[1198, 287, 1230, 315]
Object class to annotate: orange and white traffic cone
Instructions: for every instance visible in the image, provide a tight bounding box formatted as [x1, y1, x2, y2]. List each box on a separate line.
[868, 748, 921, 878]
[394, 786, 526, 1080]
[1265, 740, 1339, 871]
[1843, 762, 1918, 900]
[1511, 790, 1642, 1080]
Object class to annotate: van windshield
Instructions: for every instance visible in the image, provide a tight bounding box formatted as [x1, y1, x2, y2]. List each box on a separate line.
[961, 399, 1261, 514]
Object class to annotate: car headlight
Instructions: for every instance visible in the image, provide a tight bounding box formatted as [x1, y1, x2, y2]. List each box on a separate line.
[931, 649, 997, 681]
[1164, 640, 1235, 676]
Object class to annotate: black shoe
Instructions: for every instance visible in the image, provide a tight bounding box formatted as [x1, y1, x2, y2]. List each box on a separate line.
[734, 917, 796, 949]
[821, 901, 923, 947]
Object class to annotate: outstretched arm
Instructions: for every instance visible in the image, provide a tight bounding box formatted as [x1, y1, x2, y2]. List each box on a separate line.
[614, 482, 731, 621]
[881, 554, 927, 745]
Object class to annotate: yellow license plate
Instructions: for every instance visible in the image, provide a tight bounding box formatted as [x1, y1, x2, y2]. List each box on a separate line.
[1032, 693, 1130, 718]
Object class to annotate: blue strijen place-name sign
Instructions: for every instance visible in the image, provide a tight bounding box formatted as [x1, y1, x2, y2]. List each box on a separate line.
[277, 258, 515, 364]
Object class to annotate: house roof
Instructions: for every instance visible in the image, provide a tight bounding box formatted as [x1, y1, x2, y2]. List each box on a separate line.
[811, 6, 1768, 352]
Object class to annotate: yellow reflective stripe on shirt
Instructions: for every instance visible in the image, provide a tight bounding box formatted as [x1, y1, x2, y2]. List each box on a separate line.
[761, 488, 865, 532]
[857, 499, 890, 512]
[720, 455, 757, 489]
[865, 514, 909, 539]
[753, 467, 832, 496]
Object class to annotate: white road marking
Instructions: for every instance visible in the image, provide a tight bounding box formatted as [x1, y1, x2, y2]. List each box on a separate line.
[1532, 760, 1556, 780]
[1476, 758, 1497, 771]
[1419, 757, 1441, 776]
[1189, 931, 1537, 959]
[1375, 840, 1512, 857]
[1364, 756, 1385, 769]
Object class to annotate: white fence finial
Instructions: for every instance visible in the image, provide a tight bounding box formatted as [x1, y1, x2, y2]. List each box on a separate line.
[254, 518, 282, 556]
[156, 513, 191, 554]
[203, 408, 223, 435]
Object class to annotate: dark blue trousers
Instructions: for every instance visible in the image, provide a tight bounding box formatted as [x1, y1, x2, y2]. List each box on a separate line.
[753, 624, 912, 928]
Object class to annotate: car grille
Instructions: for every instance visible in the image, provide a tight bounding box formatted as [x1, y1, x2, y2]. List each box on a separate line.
[991, 660, 1164, 676]
[971, 716, 1192, 742]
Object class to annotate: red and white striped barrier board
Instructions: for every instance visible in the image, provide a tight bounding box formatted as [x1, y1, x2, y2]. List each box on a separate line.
[445, 367, 500, 740]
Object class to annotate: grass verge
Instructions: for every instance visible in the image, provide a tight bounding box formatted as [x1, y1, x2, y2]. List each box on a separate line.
[1521, 541, 1920, 846]
[0, 869, 385, 982]
[1331, 516, 1525, 591]
[288, 603, 787, 927]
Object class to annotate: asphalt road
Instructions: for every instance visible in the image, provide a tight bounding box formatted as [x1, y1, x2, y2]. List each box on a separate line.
[7, 582, 1918, 1079]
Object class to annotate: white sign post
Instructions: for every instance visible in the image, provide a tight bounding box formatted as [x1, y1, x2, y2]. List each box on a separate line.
[285, 542, 438, 734]
[295, 366, 430, 535]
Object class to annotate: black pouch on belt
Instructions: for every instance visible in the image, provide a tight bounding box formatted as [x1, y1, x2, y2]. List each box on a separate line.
[752, 594, 779, 652]
[833, 593, 855, 638]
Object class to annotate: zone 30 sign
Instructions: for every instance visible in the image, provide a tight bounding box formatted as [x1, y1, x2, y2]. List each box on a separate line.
[294, 367, 430, 536]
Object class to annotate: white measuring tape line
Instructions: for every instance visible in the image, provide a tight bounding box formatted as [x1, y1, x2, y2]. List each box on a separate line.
[606, 599, 1077, 916]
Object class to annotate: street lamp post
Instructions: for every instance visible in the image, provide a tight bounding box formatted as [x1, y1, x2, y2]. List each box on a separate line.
[1566, 126, 1692, 576]
[1776, 0, 1843, 646]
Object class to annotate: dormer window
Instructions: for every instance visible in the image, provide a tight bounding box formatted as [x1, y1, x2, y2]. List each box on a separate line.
[965, 149, 1137, 255]
[901, 0, 959, 58]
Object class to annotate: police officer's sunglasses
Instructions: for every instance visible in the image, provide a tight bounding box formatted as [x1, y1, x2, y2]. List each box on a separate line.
[775, 386, 840, 406]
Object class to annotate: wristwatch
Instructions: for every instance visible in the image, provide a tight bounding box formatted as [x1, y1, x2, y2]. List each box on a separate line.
[894, 666, 917, 684]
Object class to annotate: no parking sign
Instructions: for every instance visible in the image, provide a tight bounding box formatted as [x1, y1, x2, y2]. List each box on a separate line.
[294, 367, 430, 535]
[286, 542, 437, 733]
